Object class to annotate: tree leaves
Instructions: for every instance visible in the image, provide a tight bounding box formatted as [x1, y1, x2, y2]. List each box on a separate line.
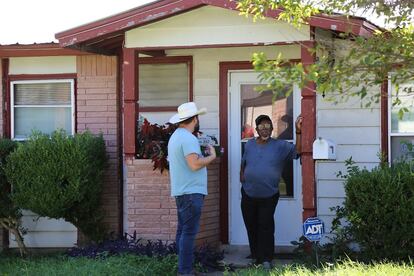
[237, 0, 414, 111]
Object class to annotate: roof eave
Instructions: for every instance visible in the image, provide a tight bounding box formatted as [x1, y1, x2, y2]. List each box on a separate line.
[55, 0, 380, 50]
[0, 43, 90, 58]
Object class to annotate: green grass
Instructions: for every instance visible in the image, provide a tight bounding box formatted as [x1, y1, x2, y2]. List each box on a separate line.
[227, 260, 414, 276]
[0, 254, 178, 276]
[1, 254, 414, 276]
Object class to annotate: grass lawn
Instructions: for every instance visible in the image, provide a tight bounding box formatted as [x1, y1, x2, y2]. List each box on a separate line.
[229, 261, 414, 276]
[0, 254, 178, 276]
[1, 254, 414, 276]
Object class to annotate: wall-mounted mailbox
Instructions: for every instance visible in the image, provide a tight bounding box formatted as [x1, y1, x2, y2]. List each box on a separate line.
[313, 137, 336, 160]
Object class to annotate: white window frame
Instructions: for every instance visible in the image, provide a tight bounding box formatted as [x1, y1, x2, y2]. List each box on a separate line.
[388, 78, 414, 163]
[10, 79, 75, 140]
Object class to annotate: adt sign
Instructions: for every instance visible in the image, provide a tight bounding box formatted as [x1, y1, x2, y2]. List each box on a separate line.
[303, 217, 325, 242]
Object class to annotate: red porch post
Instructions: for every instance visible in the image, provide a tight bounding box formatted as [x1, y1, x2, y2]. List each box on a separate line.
[301, 41, 317, 220]
[122, 48, 137, 157]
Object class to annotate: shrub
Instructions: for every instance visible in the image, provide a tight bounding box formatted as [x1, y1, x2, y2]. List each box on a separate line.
[0, 138, 26, 256]
[333, 158, 414, 261]
[5, 130, 108, 242]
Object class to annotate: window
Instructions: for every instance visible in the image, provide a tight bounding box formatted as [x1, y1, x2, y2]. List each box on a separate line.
[138, 56, 192, 113]
[11, 79, 75, 140]
[389, 81, 414, 161]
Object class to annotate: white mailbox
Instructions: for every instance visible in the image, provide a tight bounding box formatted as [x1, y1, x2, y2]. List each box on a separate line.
[313, 137, 336, 160]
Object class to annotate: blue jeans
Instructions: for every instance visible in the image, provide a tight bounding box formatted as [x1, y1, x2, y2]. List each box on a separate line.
[175, 193, 204, 274]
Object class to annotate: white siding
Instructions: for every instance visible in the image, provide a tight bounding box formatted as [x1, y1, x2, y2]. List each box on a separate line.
[126, 6, 310, 48]
[9, 56, 76, 75]
[9, 211, 77, 248]
[316, 50, 381, 242]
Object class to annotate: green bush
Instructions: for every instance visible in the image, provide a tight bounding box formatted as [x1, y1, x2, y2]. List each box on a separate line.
[0, 138, 27, 255]
[334, 158, 414, 261]
[0, 138, 18, 219]
[5, 130, 108, 242]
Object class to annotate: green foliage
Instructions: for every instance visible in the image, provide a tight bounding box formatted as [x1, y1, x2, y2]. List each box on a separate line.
[226, 259, 414, 276]
[0, 254, 178, 276]
[1, 253, 414, 276]
[236, 0, 414, 114]
[0, 138, 19, 220]
[5, 130, 108, 242]
[136, 118, 177, 172]
[333, 158, 414, 261]
[0, 138, 27, 256]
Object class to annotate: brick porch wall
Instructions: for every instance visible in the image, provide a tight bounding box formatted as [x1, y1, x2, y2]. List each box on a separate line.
[76, 55, 121, 234]
[126, 158, 220, 246]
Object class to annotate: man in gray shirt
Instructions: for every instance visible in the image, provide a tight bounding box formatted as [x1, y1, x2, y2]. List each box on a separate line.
[240, 114, 302, 268]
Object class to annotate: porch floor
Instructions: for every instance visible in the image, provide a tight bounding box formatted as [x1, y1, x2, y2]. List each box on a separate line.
[221, 245, 294, 268]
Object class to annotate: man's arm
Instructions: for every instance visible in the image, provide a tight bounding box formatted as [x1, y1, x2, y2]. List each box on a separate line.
[186, 144, 216, 171]
[295, 132, 301, 155]
[240, 164, 245, 183]
[295, 115, 302, 155]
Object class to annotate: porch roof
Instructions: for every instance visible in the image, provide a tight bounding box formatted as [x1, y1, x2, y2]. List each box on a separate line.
[54, 0, 381, 55]
[0, 43, 89, 58]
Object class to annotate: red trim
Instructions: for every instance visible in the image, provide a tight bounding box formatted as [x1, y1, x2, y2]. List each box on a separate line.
[116, 51, 124, 235]
[74, 78, 78, 134]
[1, 59, 10, 138]
[218, 58, 307, 243]
[140, 107, 178, 112]
[8, 73, 77, 81]
[381, 80, 388, 160]
[123, 48, 137, 157]
[219, 61, 253, 244]
[56, 0, 378, 48]
[300, 41, 317, 221]
[137, 56, 192, 64]
[0, 43, 89, 57]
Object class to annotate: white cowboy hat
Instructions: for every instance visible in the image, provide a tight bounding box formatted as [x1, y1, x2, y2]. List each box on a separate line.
[169, 102, 207, 124]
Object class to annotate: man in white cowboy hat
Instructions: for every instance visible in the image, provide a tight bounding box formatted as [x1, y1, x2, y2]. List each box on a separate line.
[168, 102, 216, 276]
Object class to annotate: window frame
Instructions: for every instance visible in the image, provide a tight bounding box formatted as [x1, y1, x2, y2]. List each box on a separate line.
[388, 78, 414, 162]
[10, 79, 75, 140]
[137, 56, 193, 112]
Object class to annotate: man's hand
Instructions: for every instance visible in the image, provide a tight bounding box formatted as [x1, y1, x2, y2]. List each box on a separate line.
[207, 144, 216, 159]
[186, 145, 216, 171]
[295, 115, 303, 133]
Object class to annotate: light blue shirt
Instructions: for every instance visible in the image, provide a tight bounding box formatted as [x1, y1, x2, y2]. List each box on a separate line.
[168, 128, 207, 196]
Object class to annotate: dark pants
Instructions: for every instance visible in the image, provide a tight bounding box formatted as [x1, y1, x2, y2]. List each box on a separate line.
[241, 188, 279, 264]
[175, 193, 204, 274]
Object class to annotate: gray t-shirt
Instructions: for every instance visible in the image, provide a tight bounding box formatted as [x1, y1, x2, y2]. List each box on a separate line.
[241, 138, 298, 198]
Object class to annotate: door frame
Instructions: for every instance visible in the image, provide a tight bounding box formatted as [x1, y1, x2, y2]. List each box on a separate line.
[218, 52, 316, 244]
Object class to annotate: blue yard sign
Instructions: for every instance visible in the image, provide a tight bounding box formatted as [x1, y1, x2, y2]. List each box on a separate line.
[303, 217, 325, 242]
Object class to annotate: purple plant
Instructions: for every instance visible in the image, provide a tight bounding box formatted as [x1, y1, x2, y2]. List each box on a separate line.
[66, 232, 228, 272]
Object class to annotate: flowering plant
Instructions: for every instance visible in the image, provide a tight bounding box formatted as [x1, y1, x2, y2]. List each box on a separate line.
[136, 119, 177, 172]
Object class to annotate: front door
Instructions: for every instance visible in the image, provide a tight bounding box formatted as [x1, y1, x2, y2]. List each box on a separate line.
[228, 71, 302, 250]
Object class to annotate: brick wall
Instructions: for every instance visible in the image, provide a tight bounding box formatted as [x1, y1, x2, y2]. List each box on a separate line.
[126, 158, 220, 246]
[76, 55, 121, 234]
